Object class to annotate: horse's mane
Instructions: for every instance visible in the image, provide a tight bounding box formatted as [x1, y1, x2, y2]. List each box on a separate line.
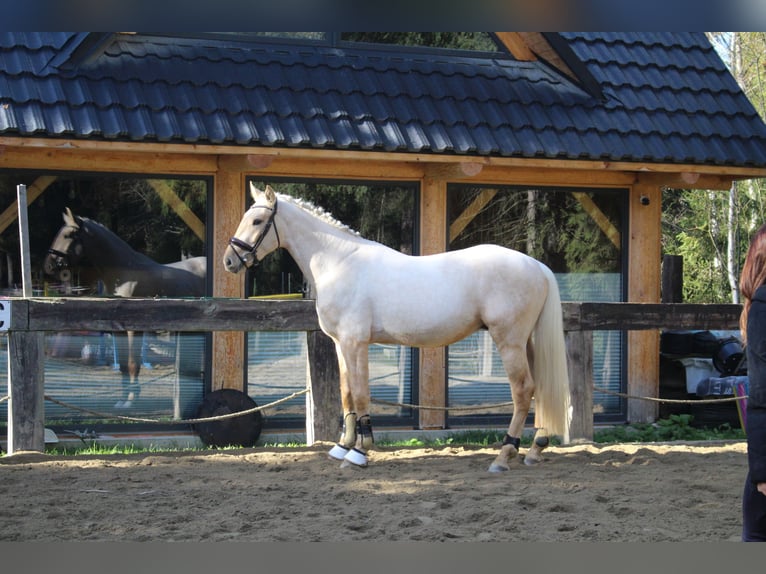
[79, 216, 135, 247]
[75, 215, 158, 264]
[277, 193, 360, 237]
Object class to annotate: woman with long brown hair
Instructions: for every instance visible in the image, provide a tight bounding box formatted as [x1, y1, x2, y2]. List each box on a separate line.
[739, 223, 766, 541]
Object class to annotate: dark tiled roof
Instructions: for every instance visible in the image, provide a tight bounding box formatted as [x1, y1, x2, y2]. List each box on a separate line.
[1, 32, 766, 169]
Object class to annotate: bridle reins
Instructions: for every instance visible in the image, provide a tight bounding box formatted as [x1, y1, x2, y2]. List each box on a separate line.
[228, 199, 280, 268]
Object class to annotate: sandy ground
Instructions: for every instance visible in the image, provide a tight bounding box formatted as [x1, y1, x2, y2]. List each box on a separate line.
[0, 440, 749, 543]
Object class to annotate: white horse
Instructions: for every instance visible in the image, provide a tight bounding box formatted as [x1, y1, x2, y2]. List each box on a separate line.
[224, 184, 571, 471]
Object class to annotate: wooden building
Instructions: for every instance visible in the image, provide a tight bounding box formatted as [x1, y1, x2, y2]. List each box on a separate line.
[2, 32, 766, 431]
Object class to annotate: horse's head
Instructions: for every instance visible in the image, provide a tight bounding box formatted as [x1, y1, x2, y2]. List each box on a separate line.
[223, 183, 281, 273]
[43, 208, 84, 280]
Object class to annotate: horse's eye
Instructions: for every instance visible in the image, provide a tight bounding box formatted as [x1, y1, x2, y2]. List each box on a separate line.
[253, 219, 263, 226]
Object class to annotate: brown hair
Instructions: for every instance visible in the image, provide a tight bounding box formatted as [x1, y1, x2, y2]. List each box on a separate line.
[740, 223, 766, 343]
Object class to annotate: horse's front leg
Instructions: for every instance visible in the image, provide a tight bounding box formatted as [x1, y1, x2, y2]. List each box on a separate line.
[330, 340, 374, 468]
[328, 340, 358, 460]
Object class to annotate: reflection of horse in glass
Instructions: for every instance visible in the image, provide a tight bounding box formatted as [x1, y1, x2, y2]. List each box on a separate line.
[224, 184, 571, 472]
[44, 208, 206, 408]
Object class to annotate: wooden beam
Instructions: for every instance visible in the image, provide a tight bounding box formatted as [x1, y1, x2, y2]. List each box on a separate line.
[3, 137, 765, 180]
[561, 302, 741, 331]
[22, 297, 320, 332]
[0, 145, 219, 174]
[147, 179, 206, 241]
[638, 172, 734, 190]
[422, 161, 485, 181]
[8, 297, 742, 334]
[571, 191, 621, 249]
[494, 32, 537, 61]
[0, 175, 58, 234]
[449, 188, 498, 243]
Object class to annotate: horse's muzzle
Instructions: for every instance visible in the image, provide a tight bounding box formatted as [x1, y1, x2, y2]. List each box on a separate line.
[223, 245, 251, 273]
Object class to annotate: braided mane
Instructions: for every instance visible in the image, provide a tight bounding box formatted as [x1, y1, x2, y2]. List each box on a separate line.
[276, 193, 360, 236]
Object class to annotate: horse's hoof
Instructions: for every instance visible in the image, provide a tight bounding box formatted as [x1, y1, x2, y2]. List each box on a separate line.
[523, 456, 543, 466]
[342, 448, 368, 467]
[488, 463, 509, 473]
[328, 444, 349, 461]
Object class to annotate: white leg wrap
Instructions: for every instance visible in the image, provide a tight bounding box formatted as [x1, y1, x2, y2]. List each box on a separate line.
[343, 448, 368, 467]
[328, 444, 350, 460]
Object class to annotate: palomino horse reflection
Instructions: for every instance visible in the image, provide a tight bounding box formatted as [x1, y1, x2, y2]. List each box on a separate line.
[224, 184, 571, 471]
[45, 209, 206, 408]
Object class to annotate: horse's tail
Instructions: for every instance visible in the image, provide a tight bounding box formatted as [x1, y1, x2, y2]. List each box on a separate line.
[531, 263, 571, 444]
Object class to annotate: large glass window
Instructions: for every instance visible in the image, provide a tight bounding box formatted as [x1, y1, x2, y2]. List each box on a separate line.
[0, 173, 210, 431]
[447, 184, 627, 425]
[243, 179, 418, 428]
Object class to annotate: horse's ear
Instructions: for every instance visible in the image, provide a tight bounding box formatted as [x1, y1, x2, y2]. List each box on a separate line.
[264, 185, 276, 206]
[63, 207, 78, 227]
[249, 181, 260, 202]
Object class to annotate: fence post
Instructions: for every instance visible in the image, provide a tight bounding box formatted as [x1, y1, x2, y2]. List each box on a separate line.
[305, 330, 341, 444]
[565, 330, 594, 441]
[7, 330, 45, 453]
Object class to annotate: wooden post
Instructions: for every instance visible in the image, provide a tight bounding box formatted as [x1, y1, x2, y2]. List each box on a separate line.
[7, 331, 45, 453]
[662, 255, 684, 303]
[565, 330, 594, 441]
[305, 330, 341, 444]
[627, 180, 662, 423]
[211, 160, 246, 391]
[418, 177, 448, 429]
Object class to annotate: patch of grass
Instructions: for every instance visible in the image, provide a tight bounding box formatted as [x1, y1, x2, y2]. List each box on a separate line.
[593, 414, 745, 444]
[45, 443, 194, 456]
[4, 415, 745, 457]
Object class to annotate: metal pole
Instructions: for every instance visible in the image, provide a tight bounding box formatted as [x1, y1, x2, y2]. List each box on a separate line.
[16, 184, 33, 298]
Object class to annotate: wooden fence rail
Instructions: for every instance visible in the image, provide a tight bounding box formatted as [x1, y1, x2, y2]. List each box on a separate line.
[1, 298, 743, 454]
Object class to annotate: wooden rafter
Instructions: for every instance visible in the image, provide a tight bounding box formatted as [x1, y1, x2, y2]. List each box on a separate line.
[147, 179, 206, 241]
[494, 32, 536, 61]
[449, 188, 498, 243]
[0, 175, 58, 234]
[571, 192, 621, 249]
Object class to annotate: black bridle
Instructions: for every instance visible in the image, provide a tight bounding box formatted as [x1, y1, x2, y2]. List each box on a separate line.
[228, 199, 280, 268]
[46, 225, 81, 271]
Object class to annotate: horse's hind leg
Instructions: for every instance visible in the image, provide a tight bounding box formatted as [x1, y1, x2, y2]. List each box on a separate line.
[114, 330, 142, 409]
[524, 429, 550, 466]
[488, 342, 534, 473]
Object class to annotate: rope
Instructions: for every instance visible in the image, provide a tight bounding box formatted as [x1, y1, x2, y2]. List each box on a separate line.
[592, 385, 748, 404]
[40, 388, 309, 425]
[371, 397, 515, 411]
[0, 381, 750, 425]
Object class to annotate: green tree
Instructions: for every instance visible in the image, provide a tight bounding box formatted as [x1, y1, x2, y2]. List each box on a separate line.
[661, 33, 766, 303]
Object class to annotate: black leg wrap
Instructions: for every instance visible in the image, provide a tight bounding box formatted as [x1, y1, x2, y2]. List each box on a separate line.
[502, 434, 521, 450]
[357, 415, 373, 435]
[357, 415, 374, 450]
[535, 436, 550, 448]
